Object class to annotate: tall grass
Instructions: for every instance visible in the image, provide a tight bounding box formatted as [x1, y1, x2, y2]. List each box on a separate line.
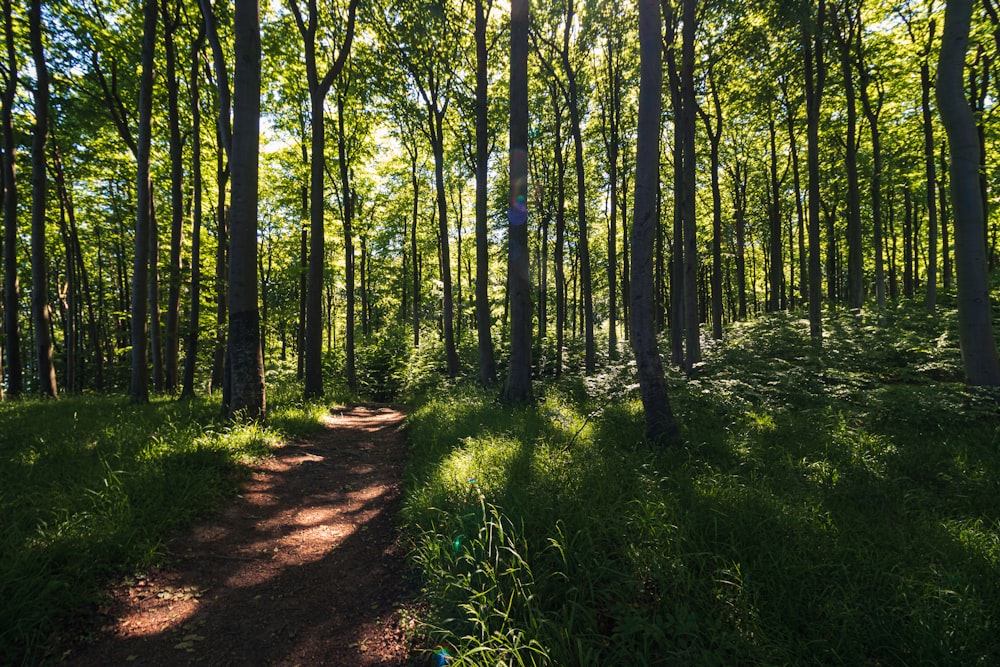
[403, 302, 1000, 665]
[0, 369, 337, 665]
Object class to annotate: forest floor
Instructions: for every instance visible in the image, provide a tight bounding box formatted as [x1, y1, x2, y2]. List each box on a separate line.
[69, 403, 419, 666]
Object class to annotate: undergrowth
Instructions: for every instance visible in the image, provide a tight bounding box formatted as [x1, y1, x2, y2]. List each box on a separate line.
[0, 369, 336, 665]
[402, 301, 1000, 665]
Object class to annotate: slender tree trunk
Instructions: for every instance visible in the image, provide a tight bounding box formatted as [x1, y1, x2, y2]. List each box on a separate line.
[163, 0, 183, 391]
[3, 0, 22, 396]
[408, 142, 420, 348]
[681, 0, 700, 372]
[834, 8, 863, 311]
[937, 0, 1000, 385]
[430, 109, 460, 377]
[858, 40, 886, 315]
[336, 90, 357, 393]
[474, 0, 497, 384]
[921, 55, 938, 313]
[290, 0, 358, 399]
[503, 0, 532, 402]
[632, 0, 679, 445]
[226, 0, 265, 419]
[552, 84, 566, 377]
[182, 32, 204, 398]
[561, 0, 595, 374]
[767, 114, 782, 312]
[804, 1, 826, 341]
[665, 8, 684, 365]
[149, 198, 164, 391]
[903, 186, 914, 297]
[29, 0, 56, 398]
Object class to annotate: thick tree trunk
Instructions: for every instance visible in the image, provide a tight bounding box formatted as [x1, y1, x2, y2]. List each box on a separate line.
[503, 0, 532, 403]
[474, 0, 497, 384]
[2, 0, 22, 396]
[226, 0, 265, 419]
[937, 0, 1000, 386]
[29, 0, 56, 398]
[631, 0, 679, 446]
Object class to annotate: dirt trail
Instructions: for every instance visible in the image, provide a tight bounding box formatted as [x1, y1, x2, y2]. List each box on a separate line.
[70, 404, 416, 666]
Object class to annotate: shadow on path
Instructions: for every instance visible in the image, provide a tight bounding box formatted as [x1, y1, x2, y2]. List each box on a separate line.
[70, 404, 417, 666]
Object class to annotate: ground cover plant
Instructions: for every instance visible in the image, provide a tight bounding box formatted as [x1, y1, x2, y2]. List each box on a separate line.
[0, 373, 331, 664]
[402, 302, 1000, 665]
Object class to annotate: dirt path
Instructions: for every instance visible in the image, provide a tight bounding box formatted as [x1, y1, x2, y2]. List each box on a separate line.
[70, 404, 417, 666]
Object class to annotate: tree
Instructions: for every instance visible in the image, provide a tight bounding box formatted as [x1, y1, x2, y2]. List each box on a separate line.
[162, 0, 184, 392]
[29, 0, 57, 398]
[288, 0, 358, 399]
[936, 0, 1000, 386]
[182, 28, 206, 398]
[680, 0, 700, 371]
[503, 0, 532, 403]
[804, 0, 827, 341]
[474, 0, 498, 385]
[130, 0, 157, 402]
[2, 0, 22, 396]
[631, 0, 679, 445]
[225, 0, 265, 418]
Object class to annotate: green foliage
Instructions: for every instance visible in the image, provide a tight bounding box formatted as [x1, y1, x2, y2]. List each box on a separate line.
[0, 374, 333, 665]
[403, 304, 1000, 665]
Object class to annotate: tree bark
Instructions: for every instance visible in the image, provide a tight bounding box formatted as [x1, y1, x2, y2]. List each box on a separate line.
[804, 0, 826, 341]
[336, 88, 357, 393]
[503, 0, 532, 403]
[937, 0, 1000, 385]
[130, 0, 157, 402]
[182, 31, 205, 398]
[2, 0, 22, 396]
[474, 0, 497, 385]
[163, 0, 184, 392]
[631, 0, 679, 445]
[226, 0, 265, 419]
[680, 0, 700, 372]
[29, 0, 56, 398]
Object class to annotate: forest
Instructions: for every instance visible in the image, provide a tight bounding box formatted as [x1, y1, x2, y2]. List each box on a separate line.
[2, 0, 1000, 664]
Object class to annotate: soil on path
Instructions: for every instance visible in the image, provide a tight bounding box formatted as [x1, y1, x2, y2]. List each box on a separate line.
[70, 404, 418, 666]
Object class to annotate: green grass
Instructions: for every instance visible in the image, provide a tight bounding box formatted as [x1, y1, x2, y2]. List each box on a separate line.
[402, 302, 1000, 665]
[0, 369, 338, 665]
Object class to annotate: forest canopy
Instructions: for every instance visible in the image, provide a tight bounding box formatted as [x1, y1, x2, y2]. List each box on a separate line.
[1, 0, 998, 411]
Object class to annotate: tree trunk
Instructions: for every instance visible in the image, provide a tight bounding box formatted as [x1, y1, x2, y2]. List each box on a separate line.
[702, 72, 723, 340]
[336, 89, 357, 393]
[681, 0, 700, 372]
[804, 1, 826, 341]
[474, 0, 497, 384]
[503, 0, 532, 403]
[149, 197, 164, 391]
[163, 0, 184, 391]
[665, 6, 684, 366]
[562, 0, 595, 374]
[2, 0, 22, 396]
[858, 35, 886, 315]
[834, 7, 863, 311]
[226, 0, 265, 419]
[430, 108, 460, 377]
[937, 0, 1000, 385]
[291, 0, 358, 399]
[29, 0, 56, 398]
[552, 82, 567, 377]
[921, 54, 938, 313]
[631, 0, 679, 446]
[767, 114, 782, 312]
[182, 31, 204, 398]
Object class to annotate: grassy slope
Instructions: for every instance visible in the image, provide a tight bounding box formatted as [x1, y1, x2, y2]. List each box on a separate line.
[0, 375, 332, 664]
[403, 303, 1000, 665]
